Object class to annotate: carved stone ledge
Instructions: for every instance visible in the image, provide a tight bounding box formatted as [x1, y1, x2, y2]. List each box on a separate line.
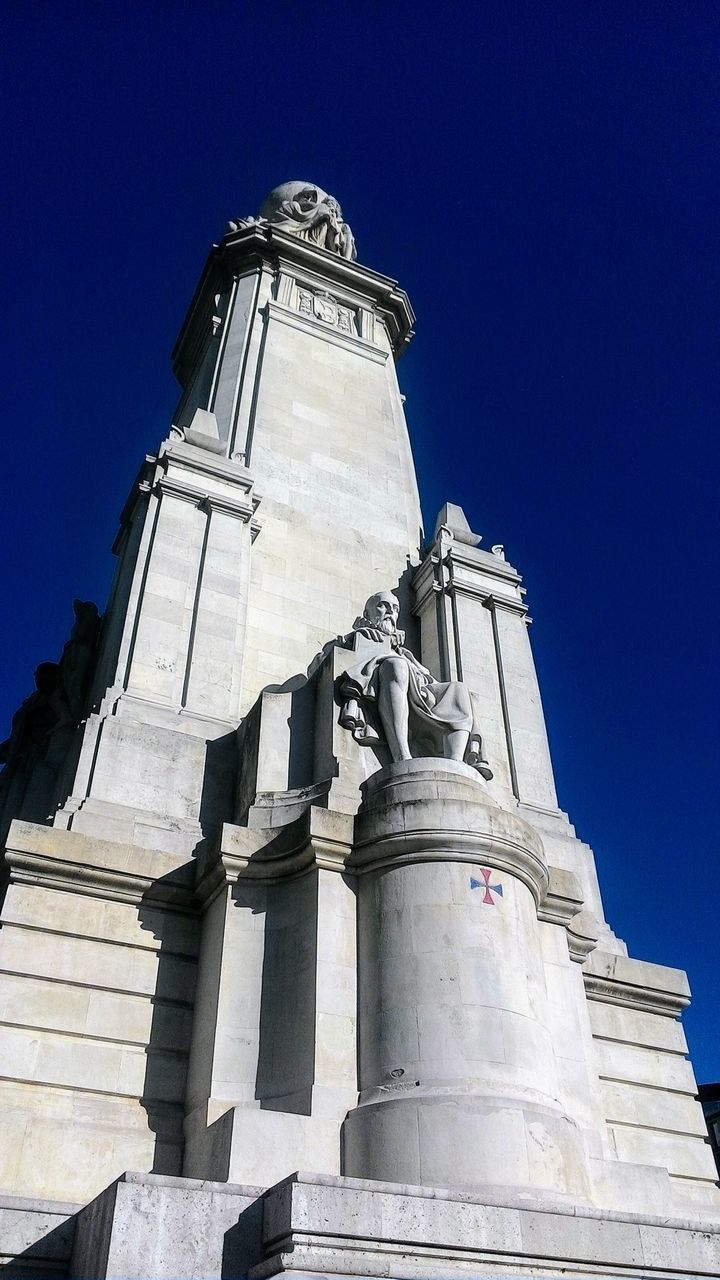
[154, 441, 261, 529]
[412, 542, 526, 616]
[195, 806, 355, 905]
[4, 819, 197, 911]
[351, 759, 549, 907]
[566, 909, 602, 963]
[583, 948, 691, 1017]
[537, 864, 585, 925]
[174, 223, 416, 372]
[537, 869, 600, 962]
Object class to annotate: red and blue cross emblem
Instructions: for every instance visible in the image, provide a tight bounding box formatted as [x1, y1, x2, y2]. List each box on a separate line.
[470, 867, 503, 905]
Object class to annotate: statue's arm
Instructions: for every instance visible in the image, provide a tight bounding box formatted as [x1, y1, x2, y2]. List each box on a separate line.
[279, 200, 332, 229]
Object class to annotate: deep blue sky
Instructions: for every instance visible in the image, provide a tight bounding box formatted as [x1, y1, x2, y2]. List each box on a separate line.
[1, 3, 717, 1080]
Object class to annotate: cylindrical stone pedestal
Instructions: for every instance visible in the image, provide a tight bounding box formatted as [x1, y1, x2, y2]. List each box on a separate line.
[342, 759, 591, 1200]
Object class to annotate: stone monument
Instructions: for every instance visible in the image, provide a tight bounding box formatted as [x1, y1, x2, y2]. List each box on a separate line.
[0, 182, 718, 1278]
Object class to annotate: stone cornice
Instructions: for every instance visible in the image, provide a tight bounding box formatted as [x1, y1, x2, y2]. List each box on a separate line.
[536, 864, 584, 926]
[3, 820, 197, 912]
[412, 541, 526, 617]
[445, 540, 522, 585]
[195, 808, 354, 905]
[172, 226, 415, 378]
[565, 910, 602, 963]
[260, 1170, 720, 1280]
[155, 474, 260, 529]
[152, 441, 261, 532]
[537, 869, 600, 962]
[352, 767, 549, 907]
[583, 949, 691, 1017]
[160, 439, 255, 487]
[583, 973, 690, 1016]
[351, 822, 549, 906]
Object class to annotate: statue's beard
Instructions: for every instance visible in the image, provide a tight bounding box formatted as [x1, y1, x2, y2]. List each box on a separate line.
[375, 617, 396, 635]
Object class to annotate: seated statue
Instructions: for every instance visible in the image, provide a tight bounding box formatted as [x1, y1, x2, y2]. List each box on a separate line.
[339, 590, 492, 779]
[227, 182, 357, 261]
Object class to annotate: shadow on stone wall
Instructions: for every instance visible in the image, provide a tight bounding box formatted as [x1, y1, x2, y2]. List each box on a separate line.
[0, 1212, 76, 1277]
[221, 1195, 264, 1277]
[198, 729, 238, 853]
[228, 871, 319, 1117]
[138, 866, 199, 1176]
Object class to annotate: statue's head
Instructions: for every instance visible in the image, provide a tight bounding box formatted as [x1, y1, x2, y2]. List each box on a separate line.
[71, 600, 100, 642]
[33, 662, 60, 694]
[295, 186, 318, 209]
[363, 590, 400, 635]
[259, 181, 330, 220]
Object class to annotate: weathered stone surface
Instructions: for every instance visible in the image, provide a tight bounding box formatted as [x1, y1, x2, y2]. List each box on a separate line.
[0, 1194, 77, 1276]
[255, 1172, 720, 1279]
[0, 185, 718, 1270]
[70, 1172, 263, 1279]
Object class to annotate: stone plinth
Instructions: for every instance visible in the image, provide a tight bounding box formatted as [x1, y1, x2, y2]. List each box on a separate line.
[256, 1171, 720, 1280]
[7, 1170, 719, 1279]
[343, 760, 591, 1200]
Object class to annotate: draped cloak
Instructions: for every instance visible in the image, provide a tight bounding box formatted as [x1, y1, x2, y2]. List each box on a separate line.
[339, 626, 492, 778]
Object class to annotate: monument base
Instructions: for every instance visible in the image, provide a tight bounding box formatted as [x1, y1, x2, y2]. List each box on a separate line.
[256, 1171, 720, 1279]
[3, 1170, 720, 1278]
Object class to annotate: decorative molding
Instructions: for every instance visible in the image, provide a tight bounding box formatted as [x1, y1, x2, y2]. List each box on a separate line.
[265, 299, 388, 365]
[411, 542, 526, 616]
[350, 826, 548, 906]
[196, 808, 355, 905]
[152, 441, 262, 533]
[257, 1170, 720, 1280]
[565, 910, 601, 964]
[4, 822, 197, 913]
[583, 951, 691, 1017]
[447, 541, 522, 585]
[156, 475, 261, 532]
[155, 474, 206, 507]
[537, 865, 584, 926]
[583, 973, 690, 1017]
[160, 439, 257, 490]
[296, 285, 358, 337]
[173, 225, 415, 374]
[479, 588, 528, 617]
[351, 784, 548, 907]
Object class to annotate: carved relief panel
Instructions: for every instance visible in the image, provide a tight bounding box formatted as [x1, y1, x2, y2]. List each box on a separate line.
[296, 286, 358, 336]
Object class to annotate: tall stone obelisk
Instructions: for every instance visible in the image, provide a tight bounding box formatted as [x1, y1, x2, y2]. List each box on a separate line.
[0, 182, 718, 1280]
[48, 181, 423, 854]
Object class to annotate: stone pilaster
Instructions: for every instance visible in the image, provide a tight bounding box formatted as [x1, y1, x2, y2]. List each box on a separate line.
[183, 807, 357, 1189]
[52, 441, 260, 852]
[413, 517, 558, 814]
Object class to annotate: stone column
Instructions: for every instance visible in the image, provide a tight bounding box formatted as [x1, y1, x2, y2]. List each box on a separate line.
[342, 759, 592, 1200]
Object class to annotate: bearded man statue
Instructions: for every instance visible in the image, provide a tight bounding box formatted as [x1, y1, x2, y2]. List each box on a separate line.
[339, 590, 493, 779]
